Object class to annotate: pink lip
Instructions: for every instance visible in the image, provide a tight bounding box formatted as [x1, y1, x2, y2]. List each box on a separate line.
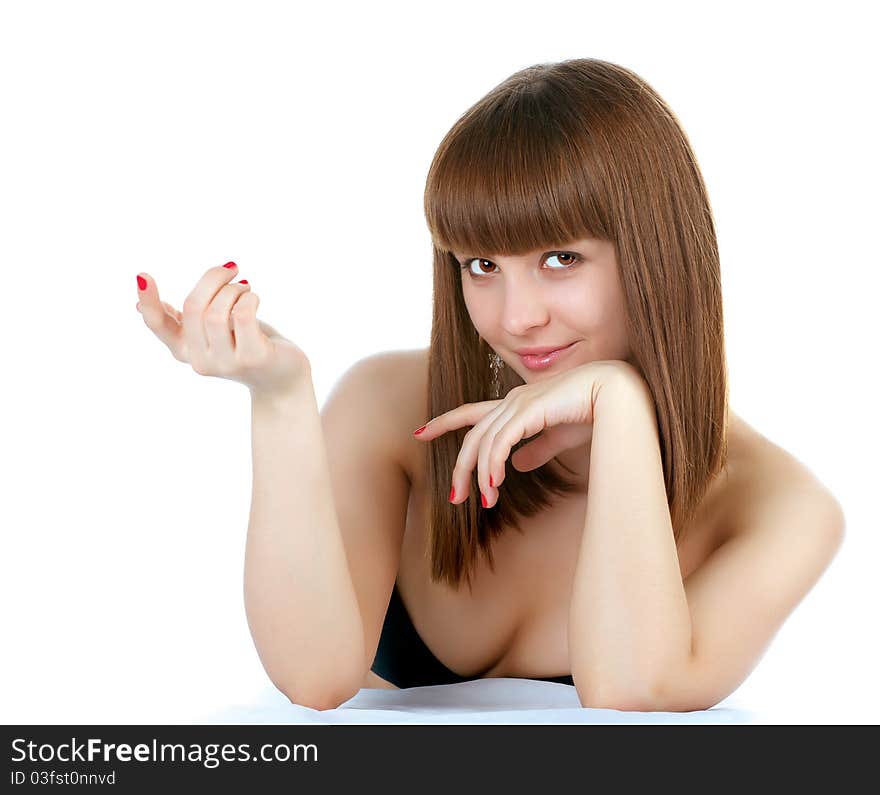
[514, 343, 576, 356]
[517, 341, 578, 371]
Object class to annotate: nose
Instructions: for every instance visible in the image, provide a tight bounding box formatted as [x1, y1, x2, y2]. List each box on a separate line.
[498, 274, 551, 336]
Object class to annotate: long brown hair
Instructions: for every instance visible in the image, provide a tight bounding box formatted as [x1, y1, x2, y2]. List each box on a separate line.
[422, 58, 729, 590]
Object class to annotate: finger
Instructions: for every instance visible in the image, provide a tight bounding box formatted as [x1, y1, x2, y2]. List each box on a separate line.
[510, 425, 568, 474]
[232, 291, 268, 361]
[449, 401, 509, 505]
[204, 281, 252, 357]
[136, 273, 183, 353]
[160, 301, 182, 324]
[479, 404, 519, 507]
[413, 399, 502, 440]
[489, 403, 561, 495]
[180, 261, 241, 367]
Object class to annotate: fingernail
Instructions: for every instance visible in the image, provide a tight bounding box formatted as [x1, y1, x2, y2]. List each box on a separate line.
[449, 486, 455, 502]
[413, 424, 427, 436]
[136, 275, 147, 291]
[481, 492, 487, 508]
[238, 279, 249, 285]
[223, 261, 237, 269]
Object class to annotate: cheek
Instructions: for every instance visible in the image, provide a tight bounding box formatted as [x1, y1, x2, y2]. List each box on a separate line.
[562, 291, 606, 330]
[564, 290, 629, 353]
[570, 275, 625, 325]
[592, 302, 631, 357]
[463, 290, 494, 331]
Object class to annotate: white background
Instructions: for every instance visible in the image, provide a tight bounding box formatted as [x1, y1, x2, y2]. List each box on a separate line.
[1, 0, 876, 724]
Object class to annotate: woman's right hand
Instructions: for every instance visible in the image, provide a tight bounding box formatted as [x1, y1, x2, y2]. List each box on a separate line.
[136, 261, 311, 398]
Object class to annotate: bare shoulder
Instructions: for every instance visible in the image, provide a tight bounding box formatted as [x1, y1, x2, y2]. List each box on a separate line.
[346, 346, 428, 479]
[723, 412, 846, 542]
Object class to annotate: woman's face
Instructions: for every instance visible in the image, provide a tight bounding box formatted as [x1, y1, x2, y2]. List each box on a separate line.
[453, 237, 632, 382]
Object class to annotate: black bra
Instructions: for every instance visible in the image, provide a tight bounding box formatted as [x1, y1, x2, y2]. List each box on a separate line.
[370, 582, 574, 688]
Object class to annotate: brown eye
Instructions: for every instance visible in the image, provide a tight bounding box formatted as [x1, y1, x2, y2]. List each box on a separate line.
[545, 252, 581, 270]
[461, 258, 498, 277]
[461, 252, 581, 279]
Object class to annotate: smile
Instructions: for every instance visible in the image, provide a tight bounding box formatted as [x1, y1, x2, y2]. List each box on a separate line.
[517, 341, 579, 371]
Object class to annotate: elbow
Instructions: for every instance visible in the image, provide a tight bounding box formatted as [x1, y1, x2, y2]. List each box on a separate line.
[576, 680, 715, 713]
[287, 691, 349, 712]
[275, 676, 362, 712]
[577, 690, 661, 712]
[575, 676, 682, 713]
[578, 694, 710, 713]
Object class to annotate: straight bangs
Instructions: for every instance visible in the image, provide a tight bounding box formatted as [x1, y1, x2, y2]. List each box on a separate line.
[424, 85, 614, 261]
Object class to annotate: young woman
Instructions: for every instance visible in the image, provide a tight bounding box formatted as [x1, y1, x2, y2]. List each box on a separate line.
[135, 58, 845, 712]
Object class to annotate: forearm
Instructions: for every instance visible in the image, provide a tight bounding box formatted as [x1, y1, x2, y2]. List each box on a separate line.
[569, 374, 693, 709]
[244, 378, 365, 709]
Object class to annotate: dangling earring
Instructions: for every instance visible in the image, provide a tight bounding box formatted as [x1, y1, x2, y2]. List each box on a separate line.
[488, 350, 504, 399]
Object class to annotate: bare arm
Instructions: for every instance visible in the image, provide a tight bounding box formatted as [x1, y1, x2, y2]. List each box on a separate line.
[569, 373, 843, 712]
[569, 374, 693, 709]
[243, 376, 366, 711]
[135, 264, 402, 711]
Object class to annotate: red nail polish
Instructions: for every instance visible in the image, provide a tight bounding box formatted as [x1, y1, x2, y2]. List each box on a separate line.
[481, 492, 487, 508]
[136, 275, 147, 291]
[489, 475, 494, 488]
[223, 262, 237, 269]
[238, 279, 248, 284]
[413, 425, 427, 435]
[449, 486, 456, 502]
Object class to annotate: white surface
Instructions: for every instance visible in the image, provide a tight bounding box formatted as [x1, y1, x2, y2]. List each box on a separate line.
[192, 680, 759, 725]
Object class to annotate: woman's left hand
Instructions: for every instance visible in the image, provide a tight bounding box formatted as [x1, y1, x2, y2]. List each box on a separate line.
[413, 359, 644, 507]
